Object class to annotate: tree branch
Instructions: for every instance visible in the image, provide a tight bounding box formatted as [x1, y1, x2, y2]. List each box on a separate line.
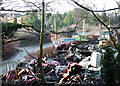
[92, 12, 120, 51]
[94, 7, 120, 12]
[26, 1, 42, 11]
[21, 25, 40, 32]
[0, 8, 40, 12]
[44, 16, 84, 35]
[71, 0, 93, 12]
[17, 30, 40, 36]
[71, 0, 119, 12]
[23, 47, 37, 59]
[72, 0, 120, 52]
[5, 38, 26, 44]
[110, 27, 120, 29]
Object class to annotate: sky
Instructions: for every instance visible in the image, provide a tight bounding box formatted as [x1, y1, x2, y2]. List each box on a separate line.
[0, 0, 120, 14]
[84, 0, 120, 10]
[53, 0, 120, 13]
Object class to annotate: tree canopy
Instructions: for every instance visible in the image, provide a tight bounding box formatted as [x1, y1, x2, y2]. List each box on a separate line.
[23, 13, 41, 30]
[2, 22, 22, 40]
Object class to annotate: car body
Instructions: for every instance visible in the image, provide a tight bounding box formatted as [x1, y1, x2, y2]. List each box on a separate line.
[30, 58, 60, 67]
[45, 59, 60, 66]
[55, 66, 67, 74]
[79, 56, 91, 69]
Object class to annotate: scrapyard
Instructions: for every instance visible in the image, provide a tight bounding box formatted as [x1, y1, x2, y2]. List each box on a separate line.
[1, 40, 103, 86]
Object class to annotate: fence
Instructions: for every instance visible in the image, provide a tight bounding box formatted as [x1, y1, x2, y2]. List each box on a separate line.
[0, 60, 18, 76]
[0, 43, 53, 76]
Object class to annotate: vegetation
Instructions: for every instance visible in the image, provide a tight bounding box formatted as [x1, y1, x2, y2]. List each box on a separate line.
[23, 8, 120, 33]
[24, 46, 55, 60]
[98, 9, 120, 86]
[2, 22, 22, 59]
[2, 22, 22, 43]
[1, 1, 120, 85]
[23, 8, 101, 32]
[69, 1, 120, 86]
[102, 46, 116, 86]
[23, 13, 41, 30]
[102, 45, 120, 86]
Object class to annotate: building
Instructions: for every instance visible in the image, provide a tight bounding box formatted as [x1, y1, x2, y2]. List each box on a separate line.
[1, 13, 23, 24]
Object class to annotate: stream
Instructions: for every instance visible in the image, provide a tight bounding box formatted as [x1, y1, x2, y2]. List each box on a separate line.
[0, 42, 52, 75]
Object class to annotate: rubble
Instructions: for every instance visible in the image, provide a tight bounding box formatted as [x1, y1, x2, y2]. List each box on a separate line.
[1, 40, 103, 86]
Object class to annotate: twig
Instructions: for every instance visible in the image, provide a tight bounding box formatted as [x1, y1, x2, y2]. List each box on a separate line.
[94, 7, 120, 12]
[23, 47, 37, 59]
[72, 0, 120, 52]
[0, 8, 40, 12]
[71, 0, 119, 12]
[5, 38, 26, 44]
[110, 27, 120, 29]
[45, 16, 85, 35]
[22, 25, 41, 32]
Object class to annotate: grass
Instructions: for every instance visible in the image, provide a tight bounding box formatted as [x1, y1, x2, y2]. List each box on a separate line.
[24, 46, 55, 60]
[2, 43, 19, 61]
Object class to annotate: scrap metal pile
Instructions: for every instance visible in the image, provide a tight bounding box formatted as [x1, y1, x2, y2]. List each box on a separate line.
[1, 41, 103, 86]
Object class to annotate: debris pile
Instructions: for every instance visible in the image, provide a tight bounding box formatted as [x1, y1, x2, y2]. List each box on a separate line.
[1, 41, 103, 86]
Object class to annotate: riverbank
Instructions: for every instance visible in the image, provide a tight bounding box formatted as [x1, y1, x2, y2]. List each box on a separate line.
[2, 36, 51, 61]
[2, 31, 51, 61]
[24, 46, 55, 61]
[10, 42, 53, 62]
[1, 43, 53, 75]
[2, 48, 19, 61]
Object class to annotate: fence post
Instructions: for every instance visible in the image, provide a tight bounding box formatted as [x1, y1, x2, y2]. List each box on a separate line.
[15, 66, 18, 79]
[6, 62, 7, 74]
[8, 62, 11, 71]
[11, 61, 13, 71]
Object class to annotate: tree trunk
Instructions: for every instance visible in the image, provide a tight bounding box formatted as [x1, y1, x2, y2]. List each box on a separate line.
[38, 0, 47, 85]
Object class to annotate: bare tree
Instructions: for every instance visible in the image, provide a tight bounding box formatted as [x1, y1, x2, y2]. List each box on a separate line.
[1, 0, 120, 85]
[71, 0, 120, 52]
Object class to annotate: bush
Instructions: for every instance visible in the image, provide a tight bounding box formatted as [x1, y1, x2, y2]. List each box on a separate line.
[101, 46, 116, 86]
[2, 43, 19, 61]
[24, 46, 55, 60]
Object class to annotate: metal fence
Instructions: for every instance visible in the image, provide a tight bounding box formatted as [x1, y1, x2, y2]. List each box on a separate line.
[0, 43, 53, 76]
[0, 60, 18, 76]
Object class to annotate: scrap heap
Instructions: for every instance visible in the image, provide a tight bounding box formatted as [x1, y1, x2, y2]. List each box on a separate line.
[1, 41, 103, 86]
